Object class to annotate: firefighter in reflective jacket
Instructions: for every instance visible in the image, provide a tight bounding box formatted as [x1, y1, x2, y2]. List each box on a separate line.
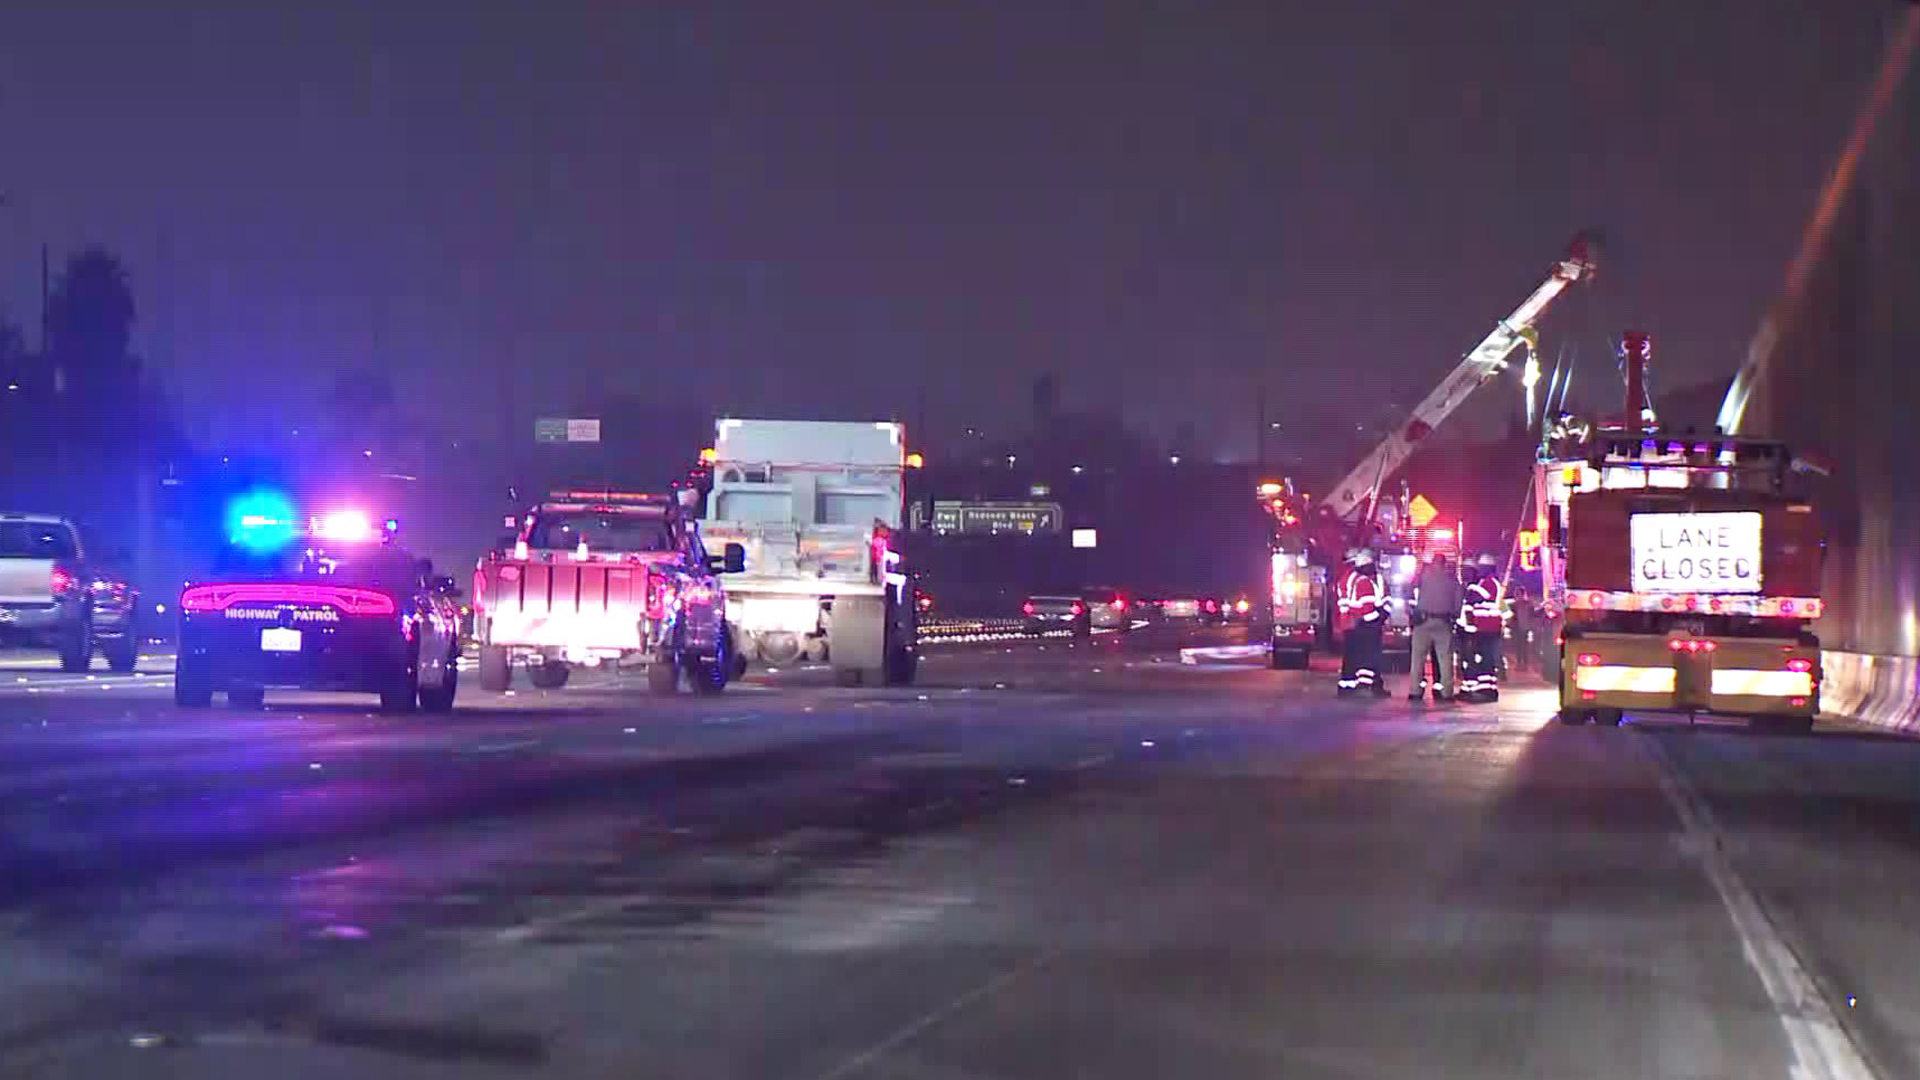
[1460, 553, 1505, 702]
[1336, 549, 1390, 698]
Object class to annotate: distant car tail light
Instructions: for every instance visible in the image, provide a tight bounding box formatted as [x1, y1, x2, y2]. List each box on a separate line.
[1785, 658, 1815, 673]
[1111, 598, 1126, 612]
[1204, 599, 1219, 614]
[1577, 652, 1601, 667]
[49, 565, 75, 598]
[1022, 601, 1036, 616]
[1070, 602, 1085, 616]
[1235, 598, 1250, 614]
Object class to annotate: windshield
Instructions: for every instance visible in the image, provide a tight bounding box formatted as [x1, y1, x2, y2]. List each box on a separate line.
[0, 522, 77, 559]
[529, 511, 674, 553]
[211, 542, 423, 589]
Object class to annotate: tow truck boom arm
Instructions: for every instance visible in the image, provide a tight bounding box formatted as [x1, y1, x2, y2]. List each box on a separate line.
[1322, 233, 1597, 526]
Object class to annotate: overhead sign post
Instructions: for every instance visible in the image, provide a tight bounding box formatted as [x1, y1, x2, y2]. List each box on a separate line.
[930, 501, 1062, 536]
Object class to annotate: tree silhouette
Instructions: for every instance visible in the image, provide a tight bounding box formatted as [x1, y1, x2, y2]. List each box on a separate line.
[47, 247, 139, 404]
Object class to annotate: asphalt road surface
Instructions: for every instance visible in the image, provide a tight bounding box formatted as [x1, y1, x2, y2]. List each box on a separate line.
[2, 630, 1919, 1079]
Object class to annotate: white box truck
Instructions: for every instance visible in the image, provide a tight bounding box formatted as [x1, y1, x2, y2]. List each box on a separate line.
[701, 419, 917, 687]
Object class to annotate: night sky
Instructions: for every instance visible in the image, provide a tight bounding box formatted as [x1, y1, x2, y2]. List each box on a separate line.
[0, 2, 1888, 455]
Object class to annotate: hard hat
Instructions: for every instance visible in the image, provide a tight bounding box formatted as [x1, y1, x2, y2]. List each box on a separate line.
[1477, 553, 1498, 569]
[1348, 548, 1374, 567]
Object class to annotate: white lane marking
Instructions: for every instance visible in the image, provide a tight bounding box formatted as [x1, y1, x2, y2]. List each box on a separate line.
[808, 948, 1059, 1080]
[463, 739, 541, 755]
[1641, 734, 1877, 1080]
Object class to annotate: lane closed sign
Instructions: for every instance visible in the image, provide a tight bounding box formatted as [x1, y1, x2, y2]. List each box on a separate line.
[1630, 511, 1763, 594]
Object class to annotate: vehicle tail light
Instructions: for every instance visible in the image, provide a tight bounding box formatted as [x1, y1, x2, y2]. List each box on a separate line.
[178, 583, 396, 616]
[1070, 602, 1085, 616]
[1022, 601, 1036, 616]
[1204, 599, 1219, 614]
[49, 565, 75, 598]
[1111, 598, 1126, 612]
[1669, 639, 1715, 653]
[1577, 653, 1601, 667]
[1786, 658, 1814, 673]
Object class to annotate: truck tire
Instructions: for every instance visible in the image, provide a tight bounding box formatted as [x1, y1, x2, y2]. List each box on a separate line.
[1556, 709, 1590, 725]
[59, 617, 92, 673]
[829, 595, 886, 689]
[1595, 708, 1624, 727]
[689, 622, 731, 695]
[104, 629, 138, 674]
[1275, 649, 1309, 670]
[528, 662, 570, 690]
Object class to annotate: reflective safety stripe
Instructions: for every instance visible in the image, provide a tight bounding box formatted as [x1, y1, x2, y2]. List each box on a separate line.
[1711, 669, 1815, 697]
[1573, 665, 1676, 693]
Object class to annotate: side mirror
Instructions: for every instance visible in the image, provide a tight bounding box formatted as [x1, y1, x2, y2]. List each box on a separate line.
[722, 542, 746, 574]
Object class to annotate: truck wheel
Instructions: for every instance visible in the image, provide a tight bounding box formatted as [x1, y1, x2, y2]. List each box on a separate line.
[174, 662, 213, 708]
[1272, 648, 1307, 670]
[59, 618, 92, 673]
[1595, 708, 1624, 727]
[104, 630, 138, 674]
[478, 646, 512, 692]
[688, 622, 730, 695]
[1556, 709, 1590, 726]
[885, 645, 917, 686]
[528, 662, 571, 690]
[228, 684, 266, 710]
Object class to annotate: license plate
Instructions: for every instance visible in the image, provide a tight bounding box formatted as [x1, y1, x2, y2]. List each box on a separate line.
[261, 627, 302, 652]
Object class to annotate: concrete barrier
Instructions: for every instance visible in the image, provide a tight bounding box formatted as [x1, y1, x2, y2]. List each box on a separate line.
[1820, 650, 1920, 733]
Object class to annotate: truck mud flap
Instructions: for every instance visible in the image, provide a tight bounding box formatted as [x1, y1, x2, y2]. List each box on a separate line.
[829, 595, 886, 676]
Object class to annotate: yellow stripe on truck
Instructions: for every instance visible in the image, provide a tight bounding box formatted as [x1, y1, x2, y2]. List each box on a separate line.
[1573, 666, 1677, 693]
[1710, 669, 1814, 698]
